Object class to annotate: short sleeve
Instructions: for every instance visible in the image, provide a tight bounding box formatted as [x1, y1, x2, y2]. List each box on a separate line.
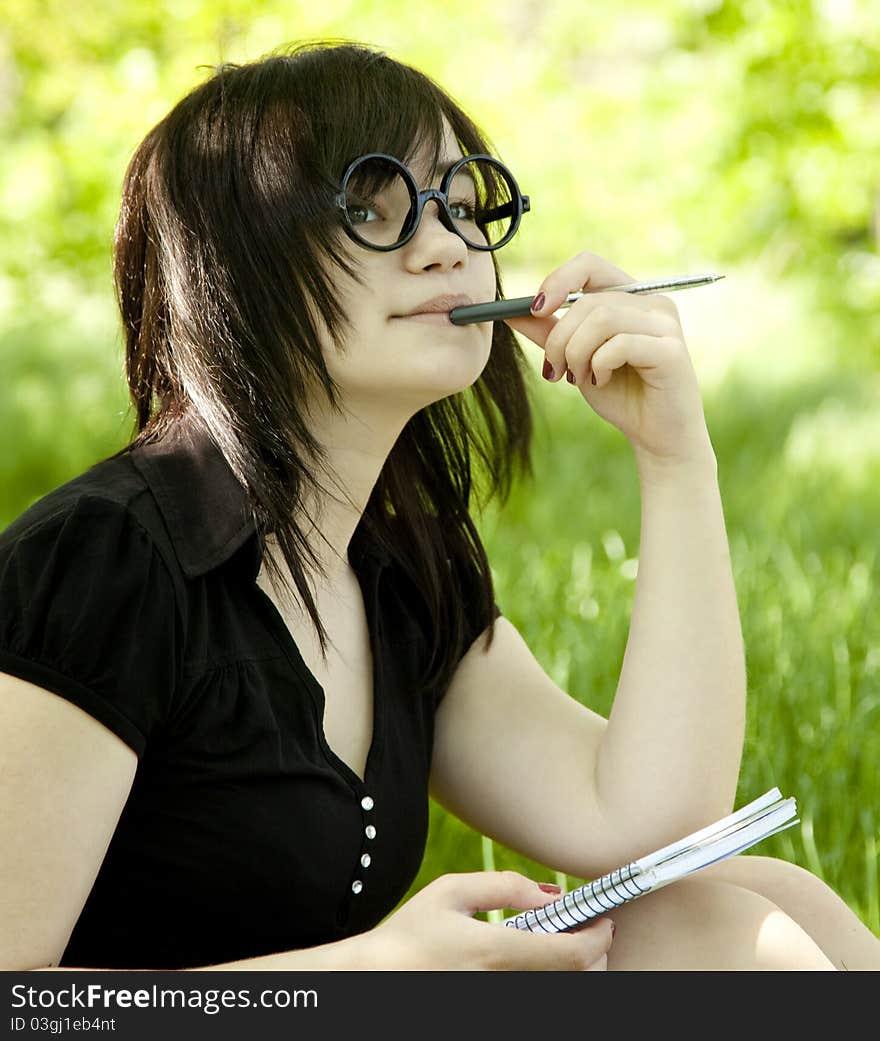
[0, 496, 182, 757]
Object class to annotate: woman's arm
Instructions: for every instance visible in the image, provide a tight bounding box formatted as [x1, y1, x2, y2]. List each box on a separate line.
[597, 447, 745, 844]
[0, 673, 138, 973]
[430, 452, 745, 875]
[432, 250, 747, 876]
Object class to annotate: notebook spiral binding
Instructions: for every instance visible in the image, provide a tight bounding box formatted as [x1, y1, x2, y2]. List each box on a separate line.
[505, 863, 651, 932]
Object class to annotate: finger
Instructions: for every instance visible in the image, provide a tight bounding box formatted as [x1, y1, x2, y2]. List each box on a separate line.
[589, 333, 684, 389]
[532, 251, 637, 319]
[647, 292, 680, 320]
[504, 287, 671, 355]
[441, 870, 567, 916]
[545, 304, 676, 385]
[497, 916, 615, 971]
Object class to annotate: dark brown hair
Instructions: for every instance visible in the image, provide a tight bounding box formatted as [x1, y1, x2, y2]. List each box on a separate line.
[109, 39, 534, 697]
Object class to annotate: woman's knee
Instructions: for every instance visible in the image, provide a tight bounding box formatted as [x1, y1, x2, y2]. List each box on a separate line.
[605, 877, 836, 970]
[699, 854, 824, 893]
[696, 854, 880, 969]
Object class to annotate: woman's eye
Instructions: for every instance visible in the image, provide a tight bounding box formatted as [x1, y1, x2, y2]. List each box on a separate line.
[450, 200, 478, 221]
[346, 202, 379, 224]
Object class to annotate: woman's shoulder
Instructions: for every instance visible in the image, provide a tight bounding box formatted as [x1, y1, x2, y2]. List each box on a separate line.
[0, 451, 174, 579]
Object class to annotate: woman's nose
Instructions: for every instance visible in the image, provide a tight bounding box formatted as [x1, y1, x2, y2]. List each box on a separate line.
[405, 198, 467, 266]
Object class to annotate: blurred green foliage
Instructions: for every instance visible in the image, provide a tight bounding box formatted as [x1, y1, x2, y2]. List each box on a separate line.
[2, 1, 879, 937]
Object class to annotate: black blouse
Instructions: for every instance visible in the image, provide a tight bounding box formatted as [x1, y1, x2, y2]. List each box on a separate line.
[0, 419, 500, 969]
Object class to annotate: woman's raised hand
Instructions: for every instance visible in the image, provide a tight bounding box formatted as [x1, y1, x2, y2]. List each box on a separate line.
[362, 870, 613, 971]
[503, 251, 714, 469]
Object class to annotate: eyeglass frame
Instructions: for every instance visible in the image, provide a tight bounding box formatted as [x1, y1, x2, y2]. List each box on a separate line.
[333, 151, 530, 253]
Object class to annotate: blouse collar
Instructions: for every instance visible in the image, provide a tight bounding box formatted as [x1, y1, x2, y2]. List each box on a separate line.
[129, 415, 388, 580]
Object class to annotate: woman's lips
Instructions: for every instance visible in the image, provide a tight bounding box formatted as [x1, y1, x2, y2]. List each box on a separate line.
[394, 312, 456, 325]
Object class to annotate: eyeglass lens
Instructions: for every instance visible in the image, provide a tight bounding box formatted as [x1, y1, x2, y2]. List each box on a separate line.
[342, 156, 517, 249]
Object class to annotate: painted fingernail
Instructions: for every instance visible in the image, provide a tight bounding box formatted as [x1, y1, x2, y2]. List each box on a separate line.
[531, 292, 545, 314]
[591, 371, 597, 386]
[542, 359, 554, 381]
[566, 369, 575, 384]
[537, 882, 562, 893]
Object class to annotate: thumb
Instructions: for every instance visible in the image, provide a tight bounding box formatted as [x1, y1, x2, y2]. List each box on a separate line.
[495, 914, 615, 971]
[502, 312, 558, 349]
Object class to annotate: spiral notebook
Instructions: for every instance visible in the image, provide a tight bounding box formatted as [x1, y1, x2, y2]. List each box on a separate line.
[503, 787, 799, 933]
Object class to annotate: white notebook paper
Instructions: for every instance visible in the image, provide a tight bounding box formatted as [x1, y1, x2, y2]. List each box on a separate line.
[503, 787, 799, 933]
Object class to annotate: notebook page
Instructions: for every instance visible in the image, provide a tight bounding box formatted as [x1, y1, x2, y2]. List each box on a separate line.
[649, 802, 800, 886]
[646, 797, 798, 872]
[631, 788, 785, 873]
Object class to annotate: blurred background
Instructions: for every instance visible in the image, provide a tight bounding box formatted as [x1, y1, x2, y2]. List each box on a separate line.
[2, 0, 878, 933]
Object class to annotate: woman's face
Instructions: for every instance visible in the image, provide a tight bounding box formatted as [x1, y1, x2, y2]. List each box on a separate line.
[319, 119, 498, 419]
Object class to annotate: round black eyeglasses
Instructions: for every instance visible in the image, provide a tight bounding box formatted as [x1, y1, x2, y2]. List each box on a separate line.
[334, 152, 530, 253]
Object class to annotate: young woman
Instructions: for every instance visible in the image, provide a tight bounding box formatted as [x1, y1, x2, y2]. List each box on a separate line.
[1, 41, 877, 972]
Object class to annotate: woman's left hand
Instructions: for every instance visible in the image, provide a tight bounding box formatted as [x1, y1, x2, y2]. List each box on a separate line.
[503, 251, 714, 468]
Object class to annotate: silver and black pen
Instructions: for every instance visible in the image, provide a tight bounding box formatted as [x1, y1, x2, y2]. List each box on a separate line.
[448, 273, 725, 326]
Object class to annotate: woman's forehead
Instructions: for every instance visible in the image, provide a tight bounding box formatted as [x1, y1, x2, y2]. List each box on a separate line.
[408, 136, 465, 182]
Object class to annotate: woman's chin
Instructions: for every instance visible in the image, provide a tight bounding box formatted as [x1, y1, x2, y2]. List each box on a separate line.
[342, 347, 490, 410]
[421, 358, 488, 395]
